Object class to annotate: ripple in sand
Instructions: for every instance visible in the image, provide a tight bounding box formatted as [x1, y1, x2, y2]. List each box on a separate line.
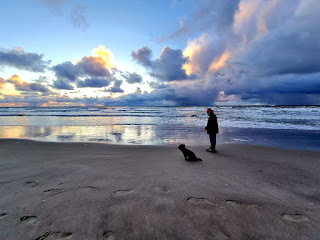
[35, 232, 50, 240]
[43, 188, 65, 195]
[0, 213, 7, 219]
[187, 197, 216, 206]
[35, 231, 73, 240]
[114, 189, 133, 195]
[103, 231, 116, 240]
[26, 181, 38, 187]
[153, 186, 169, 192]
[281, 213, 309, 222]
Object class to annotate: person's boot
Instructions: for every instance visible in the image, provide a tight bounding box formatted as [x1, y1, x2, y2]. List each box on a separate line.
[206, 147, 216, 153]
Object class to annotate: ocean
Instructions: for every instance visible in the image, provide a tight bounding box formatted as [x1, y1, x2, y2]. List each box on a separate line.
[0, 106, 319, 150]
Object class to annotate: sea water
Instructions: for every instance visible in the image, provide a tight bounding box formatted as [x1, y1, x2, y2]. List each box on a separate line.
[0, 106, 319, 150]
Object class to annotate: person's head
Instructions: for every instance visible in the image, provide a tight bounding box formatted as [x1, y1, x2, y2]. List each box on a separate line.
[206, 108, 212, 115]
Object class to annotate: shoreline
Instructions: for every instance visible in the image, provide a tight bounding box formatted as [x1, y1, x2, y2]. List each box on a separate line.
[0, 128, 320, 152]
[1, 139, 319, 239]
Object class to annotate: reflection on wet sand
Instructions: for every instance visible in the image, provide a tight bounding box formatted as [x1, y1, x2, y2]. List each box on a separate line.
[0, 125, 197, 145]
[1, 126, 319, 150]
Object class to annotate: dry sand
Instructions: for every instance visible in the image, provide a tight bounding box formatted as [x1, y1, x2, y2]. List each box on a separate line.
[0, 139, 319, 240]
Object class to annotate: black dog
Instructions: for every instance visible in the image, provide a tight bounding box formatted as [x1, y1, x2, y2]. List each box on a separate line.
[178, 144, 202, 161]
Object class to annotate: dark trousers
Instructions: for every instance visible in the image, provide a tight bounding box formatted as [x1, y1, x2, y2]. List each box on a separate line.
[209, 134, 216, 149]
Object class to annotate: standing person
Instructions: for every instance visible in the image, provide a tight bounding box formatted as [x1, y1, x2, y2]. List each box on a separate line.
[204, 108, 219, 152]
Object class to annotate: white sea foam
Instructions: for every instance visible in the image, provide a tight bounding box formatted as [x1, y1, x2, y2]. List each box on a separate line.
[0, 106, 319, 130]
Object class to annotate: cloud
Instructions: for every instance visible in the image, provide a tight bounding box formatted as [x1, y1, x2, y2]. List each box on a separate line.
[77, 78, 110, 88]
[105, 80, 124, 93]
[34, 76, 49, 83]
[168, 0, 320, 105]
[6, 0, 318, 106]
[0, 92, 72, 107]
[232, 0, 320, 76]
[132, 46, 196, 82]
[41, 0, 66, 15]
[7, 74, 51, 93]
[52, 45, 114, 89]
[53, 79, 74, 90]
[124, 72, 143, 84]
[161, 0, 241, 41]
[182, 34, 227, 75]
[77, 56, 110, 77]
[41, 0, 89, 31]
[70, 5, 89, 31]
[131, 47, 153, 67]
[101, 80, 219, 106]
[0, 48, 50, 72]
[0, 78, 5, 89]
[52, 61, 80, 82]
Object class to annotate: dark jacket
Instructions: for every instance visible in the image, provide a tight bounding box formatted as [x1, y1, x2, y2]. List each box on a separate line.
[205, 112, 219, 134]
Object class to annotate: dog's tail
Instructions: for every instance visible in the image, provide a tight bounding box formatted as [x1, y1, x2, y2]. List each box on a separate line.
[195, 157, 202, 161]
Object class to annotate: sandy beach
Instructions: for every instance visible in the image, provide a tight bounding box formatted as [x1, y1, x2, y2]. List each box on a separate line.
[0, 139, 319, 240]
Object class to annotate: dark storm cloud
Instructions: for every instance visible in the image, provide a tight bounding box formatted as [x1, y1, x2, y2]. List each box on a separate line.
[131, 47, 153, 67]
[234, 1, 320, 77]
[189, 0, 320, 105]
[53, 79, 74, 90]
[123, 72, 143, 84]
[0, 49, 50, 72]
[162, 0, 240, 41]
[231, 73, 320, 96]
[105, 80, 124, 93]
[102, 82, 218, 106]
[28, 83, 50, 93]
[150, 47, 194, 81]
[132, 46, 195, 82]
[77, 78, 110, 88]
[52, 61, 80, 82]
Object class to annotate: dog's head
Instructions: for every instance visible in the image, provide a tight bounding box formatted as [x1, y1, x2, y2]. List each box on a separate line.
[178, 144, 186, 150]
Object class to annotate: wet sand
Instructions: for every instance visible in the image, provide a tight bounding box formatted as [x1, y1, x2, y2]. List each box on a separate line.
[0, 139, 319, 240]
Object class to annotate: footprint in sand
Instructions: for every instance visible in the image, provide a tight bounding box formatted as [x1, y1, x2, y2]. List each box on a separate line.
[103, 231, 116, 240]
[281, 213, 309, 223]
[0, 213, 7, 219]
[114, 189, 133, 195]
[187, 197, 216, 206]
[153, 186, 169, 193]
[35, 231, 73, 240]
[83, 186, 98, 191]
[44, 188, 65, 196]
[226, 200, 260, 208]
[26, 181, 38, 187]
[20, 214, 38, 225]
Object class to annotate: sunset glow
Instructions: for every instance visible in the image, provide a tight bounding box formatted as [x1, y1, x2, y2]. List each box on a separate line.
[0, 0, 318, 106]
[91, 45, 115, 69]
[209, 50, 231, 72]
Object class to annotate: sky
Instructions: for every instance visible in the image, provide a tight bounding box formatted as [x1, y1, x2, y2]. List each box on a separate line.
[0, 0, 319, 106]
